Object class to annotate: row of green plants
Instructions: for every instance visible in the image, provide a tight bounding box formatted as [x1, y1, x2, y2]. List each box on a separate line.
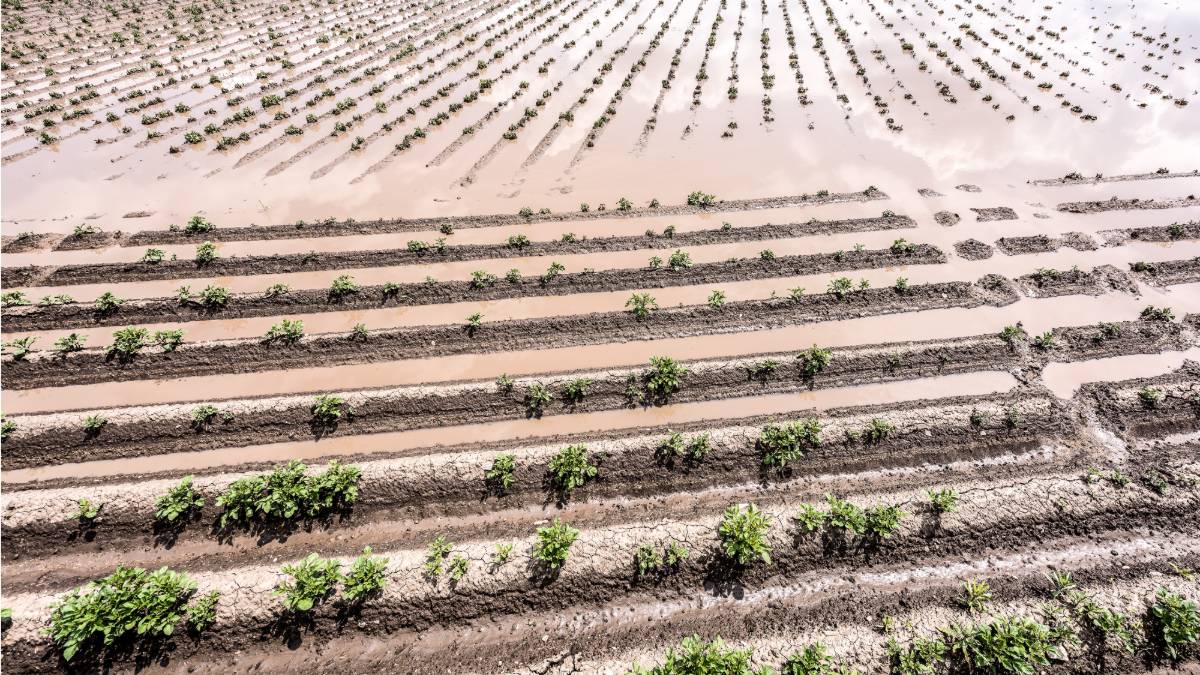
[632, 579, 1198, 673]
[72, 461, 362, 532]
[38, 488, 1198, 665]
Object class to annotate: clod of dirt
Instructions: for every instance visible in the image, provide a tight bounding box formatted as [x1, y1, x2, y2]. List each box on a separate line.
[917, 188, 943, 197]
[934, 211, 961, 226]
[954, 239, 994, 260]
[970, 206, 1018, 221]
[955, 184, 983, 193]
[995, 232, 1097, 255]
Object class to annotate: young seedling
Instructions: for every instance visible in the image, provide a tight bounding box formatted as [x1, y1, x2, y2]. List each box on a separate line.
[82, 414, 107, 437]
[525, 382, 553, 416]
[155, 475, 204, 523]
[864, 504, 905, 539]
[1138, 387, 1163, 408]
[718, 503, 772, 566]
[827, 276, 854, 299]
[960, 579, 993, 613]
[686, 190, 716, 207]
[825, 494, 866, 535]
[465, 312, 483, 336]
[1032, 330, 1055, 350]
[340, 547, 387, 602]
[1140, 305, 1175, 322]
[142, 248, 166, 263]
[94, 292, 124, 317]
[107, 327, 149, 361]
[447, 555, 470, 583]
[186, 591, 220, 633]
[927, 488, 959, 514]
[999, 324, 1026, 348]
[644, 356, 688, 400]
[2, 336, 36, 360]
[547, 444, 597, 496]
[486, 453, 516, 493]
[424, 536, 454, 579]
[275, 553, 342, 612]
[75, 498, 102, 522]
[793, 504, 826, 534]
[758, 419, 821, 468]
[184, 216, 215, 234]
[634, 544, 663, 577]
[862, 418, 893, 444]
[264, 319, 305, 345]
[798, 345, 832, 380]
[626, 292, 659, 320]
[495, 374, 515, 393]
[351, 323, 368, 340]
[470, 270, 498, 288]
[562, 378, 592, 404]
[668, 249, 693, 270]
[540, 261, 565, 285]
[198, 285, 228, 309]
[781, 643, 847, 675]
[1150, 588, 1200, 660]
[533, 518, 579, 570]
[193, 241, 218, 265]
[491, 543, 514, 568]
[708, 289, 727, 308]
[328, 275, 361, 300]
[264, 283, 291, 297]
[0, 291, 29, 307]
[311, 394, 352, 428]
[154, 329, 184, 352]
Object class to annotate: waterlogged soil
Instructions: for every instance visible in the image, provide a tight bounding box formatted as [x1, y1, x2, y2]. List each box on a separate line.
[1028, 170, 1200, 186]
[1056, 195, 1199, 214]
[969, 206, 1018, 222]
[0, 240, 935, 332]
[933, 211, 960, 226]
[995, 232, 1098, 256]
[0, 214, 913, 288]
[953, 239, 993, 261]
[0, 390, 1073, 567]
[21, 191, 888, 251]
[1013, 265, 1138, 298]
[0, 276, 1015, 391]
[3, 464, 1196, 674]
[2, 316, 1185, 470]
[1128, 257, 1200, 287]
[1100, 221, 1200, 246]
[1085, 360, 1200, 442]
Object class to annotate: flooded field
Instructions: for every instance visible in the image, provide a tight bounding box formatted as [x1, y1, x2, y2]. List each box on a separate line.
[2, 0, 1199, 671]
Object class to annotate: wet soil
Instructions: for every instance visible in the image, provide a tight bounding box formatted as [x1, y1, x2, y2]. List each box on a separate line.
[0, 276, 1014, 392]
[970, 206, 1018, 222]
[933, 210, 960, 226]
[996, 232, 1098, 256]
[2, 316, 1183, 471]
[1056, 195, 1199, 214]
[954, 238, 993, 260]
